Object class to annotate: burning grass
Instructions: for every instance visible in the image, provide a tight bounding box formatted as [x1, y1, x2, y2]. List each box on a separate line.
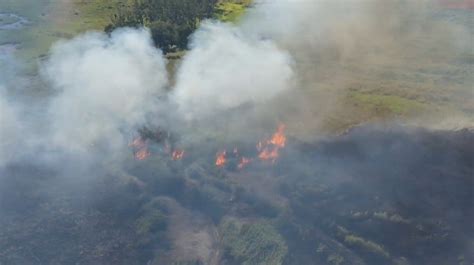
[1, 126, 473, 264]
[131, 124, 288, 171]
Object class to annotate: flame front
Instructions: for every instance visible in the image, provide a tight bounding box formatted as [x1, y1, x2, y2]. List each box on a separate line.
[135, 148, 151, 160]
[130, 124, 287, 165]
[257, 124, 287, 163]
[130, 137, 151, 160]
[270, 124, 286, 148]
[172, 149, 185, 160]
[130, 137, 146, 149]
[215, 150, 227, 167]
[258, 148, 279, 163]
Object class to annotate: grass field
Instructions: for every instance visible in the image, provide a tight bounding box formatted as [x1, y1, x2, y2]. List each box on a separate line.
[1, 0, 471, 133]
[0, 0, 247, 70]
[349, 92, 428, 116]
[215, 0, 253, 22]
[0, 0, 128, 68]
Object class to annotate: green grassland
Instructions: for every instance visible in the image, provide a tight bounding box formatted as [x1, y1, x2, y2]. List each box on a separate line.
[1, 0, 471, 132]
[0, 0, 128, 67]
[350, 92, 428, 116]
[215, 0, 253, 22]
[0, 0, 249, 71]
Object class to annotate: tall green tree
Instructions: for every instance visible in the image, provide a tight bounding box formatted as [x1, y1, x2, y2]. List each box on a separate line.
[106, 0, 217, 52]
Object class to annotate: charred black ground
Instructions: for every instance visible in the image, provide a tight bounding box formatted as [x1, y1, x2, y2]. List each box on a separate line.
[1, 125, 472, 265]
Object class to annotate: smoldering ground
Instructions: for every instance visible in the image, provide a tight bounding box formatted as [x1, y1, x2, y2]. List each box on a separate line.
[0, 0, 473, 264]
[1, 124, 472, 265]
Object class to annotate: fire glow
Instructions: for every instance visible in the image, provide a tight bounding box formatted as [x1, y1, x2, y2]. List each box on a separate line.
[257, 124, 286, 163]
[238, 157, 252, 169]
[129, 137, 150, 160]
[215, 151, 227, 167]
[129, 124, 287, 167]
[172, 149, 185, 160]
[134, 148, 151, 160]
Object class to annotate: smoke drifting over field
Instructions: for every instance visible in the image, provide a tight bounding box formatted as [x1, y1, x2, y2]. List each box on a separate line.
[43, 28, 168, 155]
[0, 0, 472, 162]
[172, 22, 294, 120]
[0, 1, 472, 264]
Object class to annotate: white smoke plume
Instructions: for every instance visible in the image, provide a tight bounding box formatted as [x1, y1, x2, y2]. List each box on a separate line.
[0, 0, 471, 166]
[42, 28, 168, 155]
[172, 21, 294, 120]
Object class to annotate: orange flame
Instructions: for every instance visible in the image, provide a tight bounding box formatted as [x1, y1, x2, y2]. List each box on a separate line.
[129, 123, 287, 165]
[258, 148, 279, 163]
[215, 150, 227, 167]
[257, 124, 286, 163]
[238, 157, 252, 169]
[130, 137, 150, 160]
[172, 149, 185, 160]
[129, 137, 146, 149]
[134, 147, 151, 160]
[270, 124, 286, 148]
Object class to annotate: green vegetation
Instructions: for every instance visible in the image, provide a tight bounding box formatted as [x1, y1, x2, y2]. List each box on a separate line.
[1, 0, 249, 65]
[215, 0, 252, 22]
[343, 235, 390, 259]
[135, 208, 167, 236]
[105, 0, 218, 52]
[103, 0, 253, 52]
[1, 2, 472, 264]
[349, 91, 428, 116]
[373, 212, 410, 224]
[327, 254, 345, 265]
[73, 0, 129, 30]
[220, 220, 288, 265]
[335, 225, 390, 259]
[0, 0, 130, 72]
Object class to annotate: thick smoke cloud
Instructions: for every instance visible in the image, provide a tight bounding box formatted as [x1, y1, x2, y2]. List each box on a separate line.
[42, 28, 168, 155]
[0, 0, 471, 167]
[172, 22, 294, 120]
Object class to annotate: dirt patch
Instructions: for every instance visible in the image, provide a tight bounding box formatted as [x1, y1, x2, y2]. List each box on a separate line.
[152, 198, 221, 265]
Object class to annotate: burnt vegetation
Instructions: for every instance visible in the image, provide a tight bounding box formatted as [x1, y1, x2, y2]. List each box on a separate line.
[1, 126, 472, 265]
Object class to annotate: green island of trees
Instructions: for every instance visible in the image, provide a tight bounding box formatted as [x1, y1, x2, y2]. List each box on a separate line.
[106, 0, 252, 53]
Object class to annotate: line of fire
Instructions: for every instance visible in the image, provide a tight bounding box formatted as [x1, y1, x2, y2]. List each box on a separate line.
[129, 124, 287, 170]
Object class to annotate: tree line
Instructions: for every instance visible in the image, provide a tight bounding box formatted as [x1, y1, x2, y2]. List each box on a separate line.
[106, 0, 218, 53]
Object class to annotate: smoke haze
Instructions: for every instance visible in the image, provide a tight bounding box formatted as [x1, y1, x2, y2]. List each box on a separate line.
[42, 28, 168, 156]
[0, 87, 21, 167]
[172, 21, 294, 120]
[0, 0, 472, 163]
[0, 1, 472, 264]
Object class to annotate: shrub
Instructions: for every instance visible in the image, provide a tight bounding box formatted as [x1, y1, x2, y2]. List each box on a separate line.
[220, 220, 288, 265]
